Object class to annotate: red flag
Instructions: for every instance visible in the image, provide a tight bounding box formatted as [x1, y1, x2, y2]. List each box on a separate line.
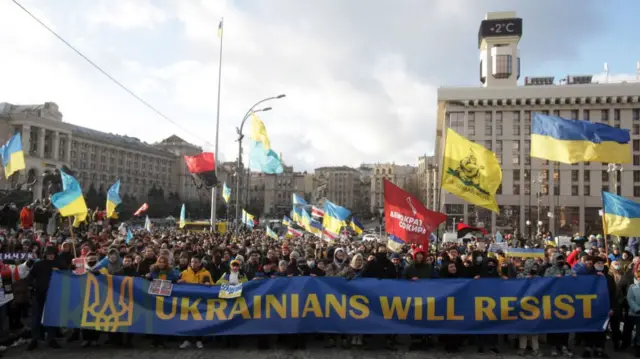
[384, 179, 446, 250]
[134, 203, 148, 216]
[184, 152, 217, 188]
[456, 222, 487, 236]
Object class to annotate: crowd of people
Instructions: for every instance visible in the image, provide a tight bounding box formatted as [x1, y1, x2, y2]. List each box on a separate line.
[0, 208, 637, 358]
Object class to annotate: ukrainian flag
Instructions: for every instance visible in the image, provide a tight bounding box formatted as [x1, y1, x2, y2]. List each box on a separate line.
[301, 209, 322, 237]
[0, 133, 25, 179]
[179, 204, 186, 229]
[350, 217, 364, 235]
[51, 170, 88, 218]
[73, 211, 87, 228]
[292, 206, 304, 225]
[222, 182, 231, 204]
[282, 215, 291, 227]
[106, 180, 121, 219]
[506, 248, 545, 259]
[531, 112, 631, 164]
[602, 191, 640, 237]
[293, 193, 307, 207]
[248, 113, 283, 174]
[242, 209, 255, 229]
[266, 226, 279, 240]
[322, 200, 351, 236]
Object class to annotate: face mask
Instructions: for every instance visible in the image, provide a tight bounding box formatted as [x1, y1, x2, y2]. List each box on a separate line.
[307, 260, 315, 268]
[476, 257, 483, 264]
[635, 278, 640, 285]
[613, 264, 621, 270]
[595, 264, 605, 272]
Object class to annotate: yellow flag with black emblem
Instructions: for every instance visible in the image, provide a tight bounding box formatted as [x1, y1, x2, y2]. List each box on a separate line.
[441, 128, 502, 213]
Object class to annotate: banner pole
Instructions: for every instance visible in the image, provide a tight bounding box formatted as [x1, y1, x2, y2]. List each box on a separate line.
[211, 17, 224, 231]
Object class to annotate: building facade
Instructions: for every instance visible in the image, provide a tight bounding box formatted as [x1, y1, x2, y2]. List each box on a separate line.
[369, 163, 419, 214]
[313, 166, 370, 216]
[417, 155, 438, 211]
[247, 165, 306, 218]
[0, 102, 201, 202]
[436, 11, 640, 236]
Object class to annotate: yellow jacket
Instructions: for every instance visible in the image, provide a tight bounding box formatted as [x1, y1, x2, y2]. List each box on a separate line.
[180, 267, 214, 285]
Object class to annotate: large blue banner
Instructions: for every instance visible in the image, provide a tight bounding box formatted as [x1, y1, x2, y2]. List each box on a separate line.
[43, 272, 609, 335]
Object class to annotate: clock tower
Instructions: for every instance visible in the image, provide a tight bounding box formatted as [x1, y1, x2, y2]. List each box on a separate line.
[478, 12, 522, 88]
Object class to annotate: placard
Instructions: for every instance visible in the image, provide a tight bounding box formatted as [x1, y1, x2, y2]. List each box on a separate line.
[148, 280, 173, 296]
[219, 283, 243, 299]
[72, 258, 86, 275]
[488, 242, 508, 253]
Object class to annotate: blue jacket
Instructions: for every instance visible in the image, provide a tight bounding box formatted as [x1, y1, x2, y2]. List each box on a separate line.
[627, 281, 640, 316]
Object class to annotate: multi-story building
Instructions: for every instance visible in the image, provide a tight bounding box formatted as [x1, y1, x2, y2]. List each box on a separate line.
[369, 163, 419, 214]
[247, 165, 306, 217]
[435, 11, 640, 236]
[0, 102, 200, 202]
[314, 166, 370, 215]
[417, 155, 438, 210]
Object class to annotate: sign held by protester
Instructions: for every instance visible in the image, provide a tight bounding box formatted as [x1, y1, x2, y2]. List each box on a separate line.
[148, 280, 173, 296]
[219, 283, 243, 299]
[43, 272, 609, 336]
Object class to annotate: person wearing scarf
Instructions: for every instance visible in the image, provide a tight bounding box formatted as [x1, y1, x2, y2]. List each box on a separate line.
[216, 259, 247, 284]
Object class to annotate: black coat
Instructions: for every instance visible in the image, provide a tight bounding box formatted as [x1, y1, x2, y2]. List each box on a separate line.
[362, 254, 396, 279]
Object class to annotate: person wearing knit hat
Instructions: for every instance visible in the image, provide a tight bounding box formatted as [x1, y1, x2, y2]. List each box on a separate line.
[215, 259, 247, 285]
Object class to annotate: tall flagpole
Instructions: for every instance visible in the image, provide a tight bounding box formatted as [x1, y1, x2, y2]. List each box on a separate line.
[211, 17, 224, 230]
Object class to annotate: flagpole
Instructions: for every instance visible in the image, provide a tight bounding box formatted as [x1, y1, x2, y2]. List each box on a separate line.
[211, 17, 224, 231]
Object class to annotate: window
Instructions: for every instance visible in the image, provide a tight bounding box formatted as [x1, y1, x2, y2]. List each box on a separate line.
[635, 140, 640, 152]
[635, 155, 640, 166]
[635, 186, 640, 197]
[571, 110, 578, 120]
[513, 111, 520, 135]
[601, 110, 609, 123]
[634, 109, 640, 122]
[584, 109, 590, 122]
[485, 140, 492, 151]
[602, 171, 609, 182]
[524, 139, 531, 165]
[513, 170, 520, 181]
[513, 184, 520, 195]
[553, 110, 560, 117]
[614, 109, 621, 122]
[541, 110, 549, 115]
[485, 112, 492, 136]
[494, 55, 512, 79]
[495, 140, 503, 164]
[524, 111, 531, 134]
[571, 170, 579, 182]
[468, 112, 475, 136]
[496, 111, 503, 136]
[634, 124, 640, 135]
[584, 171, 590, 182]
[635, 171, 640, 182]
[602, 185, 609, 193]
[448, 112, 465, 133]
[513, 141, 520, 164]
[571, 185, 579, 196]
[584, 185, 590, 196]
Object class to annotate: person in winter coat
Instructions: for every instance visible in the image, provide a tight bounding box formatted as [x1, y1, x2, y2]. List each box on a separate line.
[137, 248, 156, 277]
[178, 256, 212, 350]
[325, 248, 347, 276]
[339, 254, 365, 348]
[305, 255, 325, 277]
[579, 256, 616, 358]
[362, 243, 396, 279]
[403, 247, 433, 280]
[517, 259, 543, 356]
[216, 259, 248, 284]
[27, 245, 60, 351]
[440, 247, 465, 278]
[473, 257, 501, 355]
[543, 252, 575, 357]
[626, 266, 640, 357]
[19, 205, 34, 230]
[440, 262, 462, 353]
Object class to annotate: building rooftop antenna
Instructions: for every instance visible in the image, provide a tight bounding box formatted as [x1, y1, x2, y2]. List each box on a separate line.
[604, 62, 609, 84]
[636, 60, 640, 81]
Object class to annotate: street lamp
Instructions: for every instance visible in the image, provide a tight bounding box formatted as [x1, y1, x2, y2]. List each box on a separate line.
[526, 220, 531, 242]
[235, 94, 286, 234]
[607, 163, 623, 195]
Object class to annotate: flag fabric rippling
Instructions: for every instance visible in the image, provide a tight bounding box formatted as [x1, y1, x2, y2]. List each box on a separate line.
[0, 133, 25, 178]
[106, 180, 121, 219]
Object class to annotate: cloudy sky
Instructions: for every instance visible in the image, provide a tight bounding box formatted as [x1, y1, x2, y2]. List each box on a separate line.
[0, 0, 638, 171]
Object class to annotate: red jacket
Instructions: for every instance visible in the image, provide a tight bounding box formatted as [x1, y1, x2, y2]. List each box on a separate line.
[19, 207, 34, 229]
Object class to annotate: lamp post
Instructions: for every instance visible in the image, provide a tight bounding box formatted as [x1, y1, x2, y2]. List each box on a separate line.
[607, 163, 623, 245]
[526, 220, 531, 243]
[234, 94, 286, 234]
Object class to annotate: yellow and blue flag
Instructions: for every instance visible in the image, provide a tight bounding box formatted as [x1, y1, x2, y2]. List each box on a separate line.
[441, 128, 502, 213]
[0, 133, 25, 179]
[242, 209, 255, 229]
[350, 217, 364, 235]
[73, 211, 87, 228]
[292, 206, 304, 225]
[322, 200, 351, 236]
[293, 193, 307, 207]
[282, 215, 291, 227]
[505, 248, 545, 259]
[222, 182, 231, 204]
[51, 170, 88, 218]
[602, 191, 640, 237]
[531, 112, 631, 164]
[126, 229, 134, 245]
[106, 180, 121, 219]
[266, 226, 279, 240]
[179, 204, 186, 229]
[248, 113, 283, 174]
[301, 209, 322, 236]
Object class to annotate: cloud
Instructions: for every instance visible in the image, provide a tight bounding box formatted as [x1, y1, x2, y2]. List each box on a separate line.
[0, 0, 626, 172]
